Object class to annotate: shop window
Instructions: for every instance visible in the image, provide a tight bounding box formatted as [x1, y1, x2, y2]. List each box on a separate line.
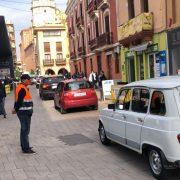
[116, 89, 132, 111]
[128, 0, 135, 19]
[150, 91, 166, 116]
[115, 53, 120, 73]
[132, 88, 150, 113]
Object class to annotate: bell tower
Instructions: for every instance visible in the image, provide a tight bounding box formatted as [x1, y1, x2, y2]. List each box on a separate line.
[32, 0, 56, 27]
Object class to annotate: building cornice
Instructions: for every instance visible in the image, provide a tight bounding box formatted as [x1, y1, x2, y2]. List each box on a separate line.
[65, 0, 77, 15]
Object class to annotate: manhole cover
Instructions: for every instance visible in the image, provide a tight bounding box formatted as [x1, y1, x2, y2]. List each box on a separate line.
[58, 134, 94, 146]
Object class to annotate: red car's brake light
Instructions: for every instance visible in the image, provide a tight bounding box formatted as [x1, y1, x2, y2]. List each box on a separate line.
[90, 89, 96, 95]
[42, 84, 49, 89]
[64, 92, 73, 99]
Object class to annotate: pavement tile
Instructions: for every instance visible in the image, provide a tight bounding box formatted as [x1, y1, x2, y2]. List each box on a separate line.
[11, 169, 27, 179]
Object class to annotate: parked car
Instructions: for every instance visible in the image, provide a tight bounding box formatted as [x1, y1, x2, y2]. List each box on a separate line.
[98, 76, 180, 179]
[54, 79, 98, 114]
[39, 75, 64, 100]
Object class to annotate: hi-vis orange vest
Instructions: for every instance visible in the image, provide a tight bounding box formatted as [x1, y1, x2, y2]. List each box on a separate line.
[15, 83, 33, 111]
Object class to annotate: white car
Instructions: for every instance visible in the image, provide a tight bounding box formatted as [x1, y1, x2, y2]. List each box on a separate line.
[98, 76, 180, 179]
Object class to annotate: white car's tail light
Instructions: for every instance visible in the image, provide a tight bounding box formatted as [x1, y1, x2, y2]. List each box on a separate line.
[177, 134, 180, 143]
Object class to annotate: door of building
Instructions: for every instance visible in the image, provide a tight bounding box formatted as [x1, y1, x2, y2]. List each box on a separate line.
[107, 55, 112, 79]
[127, 57, 135, 82]
[97, 55, 102, 75]
[148, 54, 155, 78]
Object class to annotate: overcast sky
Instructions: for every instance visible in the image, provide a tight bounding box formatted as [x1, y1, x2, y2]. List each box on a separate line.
[0, 0, 67, 58]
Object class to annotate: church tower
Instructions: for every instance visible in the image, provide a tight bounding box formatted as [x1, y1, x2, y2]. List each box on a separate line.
[32, 0, 56, 27]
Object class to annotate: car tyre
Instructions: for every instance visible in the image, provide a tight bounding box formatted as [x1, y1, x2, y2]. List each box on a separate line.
[148, 148, 168, 179]
[92, 105, 98, 110]
[60, 106, 66, 114]
[99, 123, 110, 145]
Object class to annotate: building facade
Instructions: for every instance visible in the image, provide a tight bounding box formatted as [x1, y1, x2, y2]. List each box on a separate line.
[66, 0, 121, 79]
[117, 0, 168, 82]
[19, 28, 36, 73]
[32, 0, 70, 75]
[6, 21, 17, 67]
[0, 16, 14, 78]
[166, 0, 180, 75]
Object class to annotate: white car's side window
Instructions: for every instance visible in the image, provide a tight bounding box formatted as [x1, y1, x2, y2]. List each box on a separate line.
[116, 88, 132, 111]
[150, 91, 166, 116]
[132, 88, 150, 113]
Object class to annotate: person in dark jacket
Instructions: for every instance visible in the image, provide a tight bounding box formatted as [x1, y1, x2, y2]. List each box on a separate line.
[0, 80, 7, 118]
[13, 74, 35, 154]
[98, 71, 107, 101]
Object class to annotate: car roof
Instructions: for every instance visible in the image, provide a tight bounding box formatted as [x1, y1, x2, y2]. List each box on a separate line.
[125, 76, 180, 89]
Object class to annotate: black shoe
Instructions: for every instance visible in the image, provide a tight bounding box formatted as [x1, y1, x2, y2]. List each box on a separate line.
[22, 149, 36, 154]
[4, 115, 6, 118]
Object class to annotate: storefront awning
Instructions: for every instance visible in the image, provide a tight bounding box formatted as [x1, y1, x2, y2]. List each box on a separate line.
[129, 42, 149, 52]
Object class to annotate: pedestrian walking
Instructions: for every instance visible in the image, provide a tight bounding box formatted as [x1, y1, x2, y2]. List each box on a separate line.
[89, 70, 96, 88]
[13, 74, 35, 154]
[0, 80, 7, 118]
[98, 71, 106, 101]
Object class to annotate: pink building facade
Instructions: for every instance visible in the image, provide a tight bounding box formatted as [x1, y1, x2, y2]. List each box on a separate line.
[66, 0, 121, 80]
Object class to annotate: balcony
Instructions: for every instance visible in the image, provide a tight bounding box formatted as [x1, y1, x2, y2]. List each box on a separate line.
[78, 47, 85, 56]
[76, 16, 84, 30]
[118, 13, 153, 47]
[87, 0, 98, 19]
[96, 0, 108, 10]
[43, 59, 54, 66]
[55, 59, 66, 65]
[89, 32, 113, 51]
[70, 52, 76, 59]
[69, 27, 74, 35]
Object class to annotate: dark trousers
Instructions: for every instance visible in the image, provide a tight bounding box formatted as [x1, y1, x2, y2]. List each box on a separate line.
[17, 112, 31, 151]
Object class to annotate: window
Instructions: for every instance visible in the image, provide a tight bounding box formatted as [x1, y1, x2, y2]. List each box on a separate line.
[56, 53, 63, 60]
[44, 54, 51, 60]
[150, 91, 166, 116]
[115, 53, 120, 73]
[141, 0, 149, 12]
[132, 88, 150, 113]
[172, 0, 176, 23]
[90, 58, 93, 71]
[56, 42, 62, 52]
[116, 89, 132, 110]
[65, 81, 92, 91]
[104, 15, 110, 33]
[88, 27, 91, 41]
[44, 42, 50, 53]
[95, 20, 99, 37]
[128, 0, 135, 19]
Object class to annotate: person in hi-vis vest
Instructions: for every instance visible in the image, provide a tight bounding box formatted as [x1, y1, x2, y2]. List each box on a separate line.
[13, 74, 36, 154]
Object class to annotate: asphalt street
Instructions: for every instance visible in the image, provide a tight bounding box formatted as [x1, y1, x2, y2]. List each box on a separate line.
[0, 86, 179, 180]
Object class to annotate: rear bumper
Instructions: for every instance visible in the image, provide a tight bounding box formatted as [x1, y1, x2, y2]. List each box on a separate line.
[42, 90, 55, 98]
[174, 160, 180, 168]
[64, 98, 98, 109]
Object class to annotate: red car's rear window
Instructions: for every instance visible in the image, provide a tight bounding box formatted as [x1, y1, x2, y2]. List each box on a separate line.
[65, 81, 92, 91]
[43, 76, 63, 84]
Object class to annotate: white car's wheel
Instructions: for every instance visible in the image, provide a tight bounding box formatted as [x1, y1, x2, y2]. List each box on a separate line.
[99, 123, 110, 145]
[148, 149, 168, 179]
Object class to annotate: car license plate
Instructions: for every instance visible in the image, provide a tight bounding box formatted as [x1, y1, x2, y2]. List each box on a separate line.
[52, 85, 57, 89]
[74, 92, 86, 97]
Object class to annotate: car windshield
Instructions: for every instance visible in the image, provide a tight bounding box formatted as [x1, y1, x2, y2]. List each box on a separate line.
[65, 81, 92, 91]
[43, 76, 63, 84]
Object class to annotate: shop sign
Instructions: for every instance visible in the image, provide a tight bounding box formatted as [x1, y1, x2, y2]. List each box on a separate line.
[145, 44, 158, 54]
[102, 80, 114, 99]
[155, 50, 167, 77]
[125, 51, 135, 58]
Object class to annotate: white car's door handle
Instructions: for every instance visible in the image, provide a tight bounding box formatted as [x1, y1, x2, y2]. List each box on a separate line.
[137, 118, 144, 123]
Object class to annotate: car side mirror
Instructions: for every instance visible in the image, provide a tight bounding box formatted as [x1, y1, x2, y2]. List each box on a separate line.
[108, 104, 115, 110]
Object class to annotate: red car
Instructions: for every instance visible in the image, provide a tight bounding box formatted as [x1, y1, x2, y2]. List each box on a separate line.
[54, 79, 98, 114]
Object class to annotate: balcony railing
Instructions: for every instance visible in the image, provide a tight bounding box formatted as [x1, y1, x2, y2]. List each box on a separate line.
[96, 0, 108, 10]
[76, 16, 84, 28]
[70, 52, 76, 59]
[78, 47, 85, 56]
[43, 59, 54, 66]
[55, 59, 66, 65]
[69, 27, 75, 35]
[89, 32, 113, 51]
[118, 12, 153, 46]
[87, 0, 97, 16]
